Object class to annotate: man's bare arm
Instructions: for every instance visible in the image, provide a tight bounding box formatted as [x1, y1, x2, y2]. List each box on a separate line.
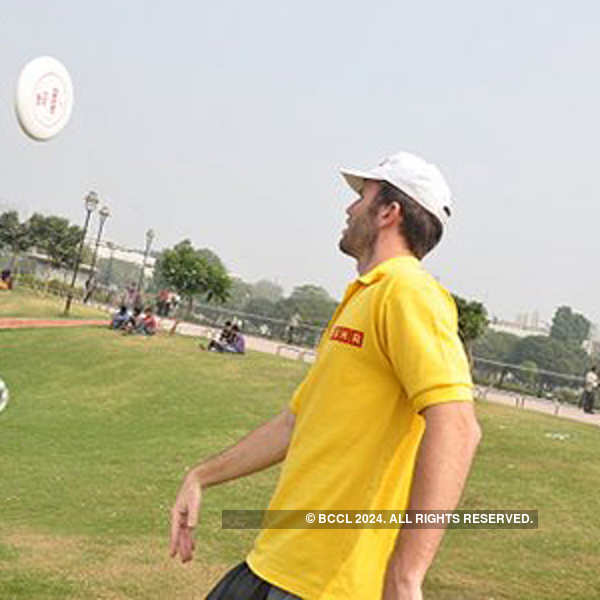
[382, 402, 481, 599]
[191, 408, 295, 488]
[170, 408, 296, 562]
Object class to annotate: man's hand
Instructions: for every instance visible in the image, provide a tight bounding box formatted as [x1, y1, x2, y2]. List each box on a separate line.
[167, 408, 296, 564]
[169, 472, 202, 562]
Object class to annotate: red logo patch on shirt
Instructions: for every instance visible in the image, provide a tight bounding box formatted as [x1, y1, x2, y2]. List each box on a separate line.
[330, 326, 364, 348]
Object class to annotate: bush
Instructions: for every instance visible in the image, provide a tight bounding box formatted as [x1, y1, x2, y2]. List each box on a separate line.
[15, 273, 39, 289]
[553, 387, 581, 406]
[15, 273, 85, 299]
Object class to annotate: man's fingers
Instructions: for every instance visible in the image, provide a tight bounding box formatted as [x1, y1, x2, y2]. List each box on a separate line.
[186, 489, 201, 528]
[180, 528, 195, 562]
[169, 508, 185, 557]
[169, 478, 202, 561]
[187, 510, 199, 529]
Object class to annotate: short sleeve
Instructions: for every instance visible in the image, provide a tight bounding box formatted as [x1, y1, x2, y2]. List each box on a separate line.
[289, 378, 308, 415]
[381, 282, 473, 413]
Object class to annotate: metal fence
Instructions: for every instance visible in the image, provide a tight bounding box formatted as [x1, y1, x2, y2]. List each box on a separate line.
[472, 355, 584, 406]
[191, 302, 326, 348]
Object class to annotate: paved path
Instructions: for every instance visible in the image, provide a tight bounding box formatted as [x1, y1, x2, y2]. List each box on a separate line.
[479, 388, 600, 427]
[158, 318, 316, 362]
[0, 318, 109, 329]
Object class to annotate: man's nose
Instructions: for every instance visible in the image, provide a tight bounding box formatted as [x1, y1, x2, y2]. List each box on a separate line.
[346, 198, 359, 216]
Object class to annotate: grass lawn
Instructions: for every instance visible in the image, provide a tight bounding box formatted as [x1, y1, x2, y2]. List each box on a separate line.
[0, 287, 108, 320]
[0, 326, 598, 599]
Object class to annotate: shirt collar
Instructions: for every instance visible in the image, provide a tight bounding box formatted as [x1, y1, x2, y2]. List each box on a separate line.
[357, 255, 420, 286]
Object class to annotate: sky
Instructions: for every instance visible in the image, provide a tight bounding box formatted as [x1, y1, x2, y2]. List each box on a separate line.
[1, 1, 599, 325]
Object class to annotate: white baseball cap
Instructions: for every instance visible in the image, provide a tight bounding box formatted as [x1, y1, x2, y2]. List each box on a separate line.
[340, 151, 453, 227]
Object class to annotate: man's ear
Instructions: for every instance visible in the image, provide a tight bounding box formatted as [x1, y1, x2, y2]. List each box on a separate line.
[379, 201, 403, 226]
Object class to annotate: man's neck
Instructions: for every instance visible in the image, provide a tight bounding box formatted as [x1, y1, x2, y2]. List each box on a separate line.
[356, 242, 415, 276]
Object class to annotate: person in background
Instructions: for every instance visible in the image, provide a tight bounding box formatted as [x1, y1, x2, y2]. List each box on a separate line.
[110, 305, 130, 329]
[219, 320, 233, 343]
[286, 313, 300, 344]
[0, 269, 12, 291]
[137, 306, 158, 336]
[83, 274, 97, 304]
[122, 306, 143, 334]
[170, 293, 181, 314]
[122, 283, 137, 310]
[226, 324, 245, 354]
[157, 289, 170, 316]
[133, 290, 144, 314]
[582, 365, 598, 414]
[206, 324, 245, 354]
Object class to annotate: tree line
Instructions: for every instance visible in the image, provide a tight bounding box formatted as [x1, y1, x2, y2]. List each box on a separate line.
[0, 210, 90, 274]
[473, 305, 593, 391]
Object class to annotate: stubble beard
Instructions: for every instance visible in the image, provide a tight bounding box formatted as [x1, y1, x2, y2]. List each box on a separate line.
[338, 212, 378, 263]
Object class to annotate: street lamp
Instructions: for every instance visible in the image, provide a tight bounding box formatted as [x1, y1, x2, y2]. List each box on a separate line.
[137, 228, 155, 292]
[83, 204, 110, 303]
[64, 191, 99, 315]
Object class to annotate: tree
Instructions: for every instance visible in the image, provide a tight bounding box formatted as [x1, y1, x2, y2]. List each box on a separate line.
[26, 213, 89, 293]
[519, 360, 539, 389]
[150, 247, 226, 294]
[242, 297, 282, 332]
[154, 240, 231, 333]
[0, 211, 33, 270]
[28, 214, 84, 272]
[472, 330, 520, 363]
[453, 295, 488, 362]
[222, 277, 253, 310]
[251, 279, 284, 302]
[97, 256, 141, 290]
[471, 329, 520, 384]
[221, 277, 284, 310]
[196, 248, 226, 271]
[508, 335, 589, 387]
[244, 297, 280, 318]
[280, 284, 338, 326]
[550, 306, 591, 347]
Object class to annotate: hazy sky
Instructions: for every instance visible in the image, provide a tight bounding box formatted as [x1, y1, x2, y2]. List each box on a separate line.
[1, 1, 599, 325]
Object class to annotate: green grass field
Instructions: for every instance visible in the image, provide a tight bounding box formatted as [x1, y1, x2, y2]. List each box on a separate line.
[0, 288, 108, 320]
[1, 297, 599, 598]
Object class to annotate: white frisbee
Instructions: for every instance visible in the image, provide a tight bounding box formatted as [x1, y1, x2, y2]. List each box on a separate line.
[15, 56, 74, 141]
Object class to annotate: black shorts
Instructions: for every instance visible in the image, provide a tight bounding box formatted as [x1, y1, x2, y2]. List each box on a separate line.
[206, 562, 301, 600]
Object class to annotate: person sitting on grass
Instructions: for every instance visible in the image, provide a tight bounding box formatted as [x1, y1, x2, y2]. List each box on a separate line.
[136, 306, 158, 336]
[219, 320, 234, 343]
[200, 320, 234, 351]
[110, 305, 130, 329]
[0, 269, 13, 291]
[126, 306, 143, 329]
[122, 307, 144, 334]
[206, 324, 245, 354]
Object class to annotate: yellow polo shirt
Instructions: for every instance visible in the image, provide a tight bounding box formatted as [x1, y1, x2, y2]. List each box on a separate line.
[247, 256, 473, 599]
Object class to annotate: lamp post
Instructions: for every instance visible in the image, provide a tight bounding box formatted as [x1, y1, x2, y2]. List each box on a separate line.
[137, 228, 155, 292]
[83, 205, 110, 303]
[64, 191, 99, 315]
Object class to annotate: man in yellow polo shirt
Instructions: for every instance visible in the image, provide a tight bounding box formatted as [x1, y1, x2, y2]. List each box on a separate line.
[170, 151, 482, 599]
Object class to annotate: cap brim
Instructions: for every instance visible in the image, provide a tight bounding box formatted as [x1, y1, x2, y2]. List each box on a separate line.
[340, 168, 380, 194]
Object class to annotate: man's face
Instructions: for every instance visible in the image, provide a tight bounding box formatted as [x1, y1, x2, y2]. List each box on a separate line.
[338, 179, 381, 260]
